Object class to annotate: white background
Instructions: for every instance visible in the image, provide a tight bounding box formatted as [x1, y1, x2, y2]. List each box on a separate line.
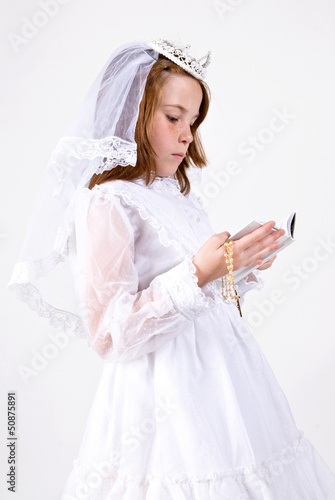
[1, 0, 335, 498]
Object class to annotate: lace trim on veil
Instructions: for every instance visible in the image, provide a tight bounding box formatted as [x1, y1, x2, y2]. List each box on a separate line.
[48, 136, 137, 197]
[49, 135, 137, 165]
[8, 282, 85, 338]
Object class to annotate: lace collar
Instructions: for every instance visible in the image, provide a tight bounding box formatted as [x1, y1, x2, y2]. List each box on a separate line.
[132, 175, 182, 194]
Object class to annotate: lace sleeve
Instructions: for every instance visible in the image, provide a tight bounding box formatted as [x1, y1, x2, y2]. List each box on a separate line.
[74, 189, 216, 363]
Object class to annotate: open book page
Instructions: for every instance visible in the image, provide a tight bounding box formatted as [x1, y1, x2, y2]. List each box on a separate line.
[230, 212, 296, 283]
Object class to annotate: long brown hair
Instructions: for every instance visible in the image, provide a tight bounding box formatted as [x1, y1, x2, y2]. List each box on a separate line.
[88, 54, 210, 195]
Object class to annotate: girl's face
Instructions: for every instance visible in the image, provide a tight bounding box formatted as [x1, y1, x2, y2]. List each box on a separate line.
[148, 73, 203, 177]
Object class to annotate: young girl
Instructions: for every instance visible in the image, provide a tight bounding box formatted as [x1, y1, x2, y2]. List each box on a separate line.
[9, 39, 335, 499]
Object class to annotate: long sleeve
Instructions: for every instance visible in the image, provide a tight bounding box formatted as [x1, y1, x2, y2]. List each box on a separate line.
[78, 189, 216, 363]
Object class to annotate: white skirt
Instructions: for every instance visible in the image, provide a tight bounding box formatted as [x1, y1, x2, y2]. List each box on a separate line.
[61, 301, 335, 499]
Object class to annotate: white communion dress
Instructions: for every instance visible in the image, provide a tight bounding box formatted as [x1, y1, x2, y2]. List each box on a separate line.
[61, 175, 335, 500]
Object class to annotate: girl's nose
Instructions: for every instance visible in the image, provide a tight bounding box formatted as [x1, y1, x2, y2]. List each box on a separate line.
[180, 124, 193, 145]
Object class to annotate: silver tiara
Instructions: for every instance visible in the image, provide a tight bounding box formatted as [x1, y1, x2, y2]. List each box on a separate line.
[147, 38, 211, 80]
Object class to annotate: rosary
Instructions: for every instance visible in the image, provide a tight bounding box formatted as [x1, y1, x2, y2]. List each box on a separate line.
[221, 241, 242, 317]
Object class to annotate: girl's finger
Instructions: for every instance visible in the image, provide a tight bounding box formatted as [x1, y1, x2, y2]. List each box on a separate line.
[239, 221, 276, 248]
[257, 254, 277, 270]
[242, 228, 285, 259]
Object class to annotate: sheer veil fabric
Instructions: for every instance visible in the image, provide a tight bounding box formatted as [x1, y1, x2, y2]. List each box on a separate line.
[8, 40, 159, 338]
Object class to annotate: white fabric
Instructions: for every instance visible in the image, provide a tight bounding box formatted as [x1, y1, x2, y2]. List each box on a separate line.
[61, 176, 335, 499]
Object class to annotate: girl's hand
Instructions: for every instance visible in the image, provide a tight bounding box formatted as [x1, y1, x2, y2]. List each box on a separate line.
[192, 221, 285, 287]
[257, 254, 277, 270]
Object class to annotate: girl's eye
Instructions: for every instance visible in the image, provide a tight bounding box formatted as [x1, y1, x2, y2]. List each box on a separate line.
[167, 116, 178, 122]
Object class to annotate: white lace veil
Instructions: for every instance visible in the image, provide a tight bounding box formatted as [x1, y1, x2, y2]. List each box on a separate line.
[8, 39, 208, 338]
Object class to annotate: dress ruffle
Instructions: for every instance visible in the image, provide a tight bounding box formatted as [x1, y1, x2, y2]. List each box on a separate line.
[62, 432, 335, 500]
